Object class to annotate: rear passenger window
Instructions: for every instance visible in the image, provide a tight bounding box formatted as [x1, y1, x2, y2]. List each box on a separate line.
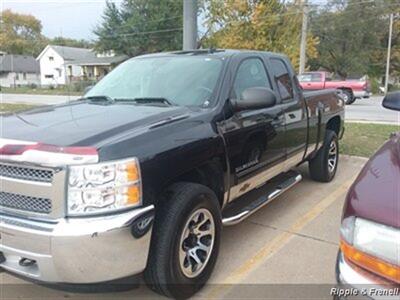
[270, 59, 294, 101]
[232, 58, 271, 100]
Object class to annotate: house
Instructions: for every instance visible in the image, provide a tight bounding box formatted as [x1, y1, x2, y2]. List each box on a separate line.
[0, 53, 40, 88]
[36, 45, 127, 86]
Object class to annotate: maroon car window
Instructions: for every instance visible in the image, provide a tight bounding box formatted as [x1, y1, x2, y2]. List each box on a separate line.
[270, 58, 294, 101]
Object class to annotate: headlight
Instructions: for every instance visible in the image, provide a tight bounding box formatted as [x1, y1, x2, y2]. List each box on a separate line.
[353, 218, 400, 266]
[67, 158, 141, 216]
[340, 216, 400, 283]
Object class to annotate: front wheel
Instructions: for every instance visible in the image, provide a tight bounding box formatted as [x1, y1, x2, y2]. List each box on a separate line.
[144, 182, 221, 299]
[309, 130, 339, 182]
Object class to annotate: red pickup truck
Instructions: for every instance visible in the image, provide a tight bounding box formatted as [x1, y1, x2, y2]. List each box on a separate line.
[299, 71, 371, 105]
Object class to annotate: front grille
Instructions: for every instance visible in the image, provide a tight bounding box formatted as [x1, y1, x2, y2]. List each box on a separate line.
[0, 191, 52, 214]
[0, 164, 53, 183]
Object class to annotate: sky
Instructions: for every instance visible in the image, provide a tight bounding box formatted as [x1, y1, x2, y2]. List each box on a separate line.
[1, 0, 325, 42]
[1, 0, 124, 41]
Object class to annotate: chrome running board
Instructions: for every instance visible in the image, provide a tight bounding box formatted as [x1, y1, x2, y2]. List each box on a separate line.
[222, 171, 302, 226]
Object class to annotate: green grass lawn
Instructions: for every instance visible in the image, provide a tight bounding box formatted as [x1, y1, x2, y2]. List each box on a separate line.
[0, 103, 39, 113]
[1, 86, 82, 96]
[341, 123, 399, 157]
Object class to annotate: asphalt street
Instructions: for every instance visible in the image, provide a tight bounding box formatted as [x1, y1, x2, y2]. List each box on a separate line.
[345, 95, 400, 125]
[0, 155, 367, 299]
[0, 93, 79, 105]
[1, 93, 399, 124]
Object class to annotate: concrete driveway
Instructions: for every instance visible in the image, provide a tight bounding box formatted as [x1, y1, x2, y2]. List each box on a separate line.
[0, 155, 367, 299]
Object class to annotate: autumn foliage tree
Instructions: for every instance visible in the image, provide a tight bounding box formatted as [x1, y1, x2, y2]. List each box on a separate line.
[0, 9, 47, 56]
[0, 9, 93, 57]
[201, 0, 319, 71]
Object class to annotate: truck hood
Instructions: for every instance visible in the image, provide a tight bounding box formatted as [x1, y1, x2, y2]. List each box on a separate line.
[344, 132, 400, 228]
[1, 101, 192, 147]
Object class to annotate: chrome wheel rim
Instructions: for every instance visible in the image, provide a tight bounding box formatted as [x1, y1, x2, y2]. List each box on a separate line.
[179, 208, 215, 278]
[328, 140, 337, 173]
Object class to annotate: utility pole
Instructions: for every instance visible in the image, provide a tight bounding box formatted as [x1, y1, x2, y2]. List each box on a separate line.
[384, 13, 393, 95]
[299, 0, 309, 74]
[183, 0, 197, 50]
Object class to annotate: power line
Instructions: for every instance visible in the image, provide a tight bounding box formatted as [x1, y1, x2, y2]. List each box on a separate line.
[101, 27, 183, 39]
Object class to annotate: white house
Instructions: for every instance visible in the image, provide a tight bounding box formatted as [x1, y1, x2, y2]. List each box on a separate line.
[0, 53, 40, 88]
[36, 45, 127, 86]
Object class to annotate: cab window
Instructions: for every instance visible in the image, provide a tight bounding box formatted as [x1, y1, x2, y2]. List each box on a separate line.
[232, 58, 271, 101]
[270, 58, 294, 101]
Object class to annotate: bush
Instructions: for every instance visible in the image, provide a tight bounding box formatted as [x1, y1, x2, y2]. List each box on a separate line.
[70, 81, 95, 93]
[370, 78, 380, 94]
[388, 83, 400, 92]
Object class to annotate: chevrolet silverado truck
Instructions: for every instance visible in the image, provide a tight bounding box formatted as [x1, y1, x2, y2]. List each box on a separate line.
[299, 71, 371, 105]
[0, 50, 344, 299]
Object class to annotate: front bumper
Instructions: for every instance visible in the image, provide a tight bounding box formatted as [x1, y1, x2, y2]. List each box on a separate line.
[0, 205, 154, 284]
[335, 251, 399, 300]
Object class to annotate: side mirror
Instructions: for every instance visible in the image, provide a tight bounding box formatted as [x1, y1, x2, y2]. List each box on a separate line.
[382, 91, 400, 111]
[231, 87, 277, 112]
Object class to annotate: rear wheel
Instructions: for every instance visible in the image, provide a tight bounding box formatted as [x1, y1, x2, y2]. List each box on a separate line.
[309, 130, 339, 182]
[144, 182, 221, 299]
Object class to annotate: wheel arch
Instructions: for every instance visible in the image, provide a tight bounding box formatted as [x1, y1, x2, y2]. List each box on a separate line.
[326, 115, 341, 136]
[162, 158, 226, 207]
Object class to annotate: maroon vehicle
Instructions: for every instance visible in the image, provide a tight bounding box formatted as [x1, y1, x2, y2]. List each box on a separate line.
[299, 72, 371, 105]
[335, 91, 400, 299]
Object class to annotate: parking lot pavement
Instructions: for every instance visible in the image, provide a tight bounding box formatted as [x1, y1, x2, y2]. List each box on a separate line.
[346, 96, 400, 124]
[0, 156, 367, 299]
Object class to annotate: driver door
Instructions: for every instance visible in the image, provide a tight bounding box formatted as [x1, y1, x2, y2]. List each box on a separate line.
[219, 55, 286, 201]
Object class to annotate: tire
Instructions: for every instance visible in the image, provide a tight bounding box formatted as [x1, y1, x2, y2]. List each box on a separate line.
[144, 182, 221, 299]
[309, 130, 339, 182]
[340, 89, 355, 105]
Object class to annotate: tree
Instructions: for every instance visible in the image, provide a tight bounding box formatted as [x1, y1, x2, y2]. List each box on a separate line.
[94, 0, 183, 57]
[48, 37, 93, 49]
[0, 9, 93, 57]
[0, 9, 47, 56]
[309, 0, 400, 79]
[201, 0, 319, 71]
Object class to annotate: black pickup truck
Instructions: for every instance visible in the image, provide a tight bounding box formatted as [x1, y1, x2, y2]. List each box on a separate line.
[0, 50, 344, 298]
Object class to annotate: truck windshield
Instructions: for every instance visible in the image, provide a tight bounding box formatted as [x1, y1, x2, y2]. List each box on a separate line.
[86, 56, 223, 107]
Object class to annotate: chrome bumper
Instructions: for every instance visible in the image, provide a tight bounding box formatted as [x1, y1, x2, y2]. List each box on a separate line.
[0, 205, 154, 284]
[336, 251, 398, 300]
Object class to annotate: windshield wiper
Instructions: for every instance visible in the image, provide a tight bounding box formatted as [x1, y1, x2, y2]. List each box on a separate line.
[114, 97, 176, 106]
[79, 95, 115, 103]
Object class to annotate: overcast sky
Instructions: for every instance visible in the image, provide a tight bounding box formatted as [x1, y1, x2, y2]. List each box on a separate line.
[1, 0, 124, 41]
